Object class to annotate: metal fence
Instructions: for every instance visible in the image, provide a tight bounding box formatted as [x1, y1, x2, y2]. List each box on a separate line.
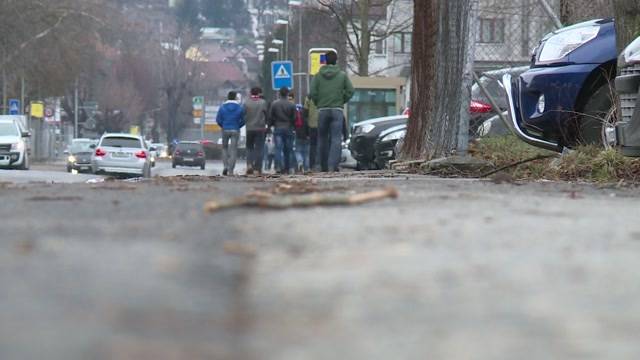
[474, 0, 612, 73]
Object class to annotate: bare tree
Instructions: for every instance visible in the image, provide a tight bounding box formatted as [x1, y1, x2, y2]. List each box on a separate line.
[559, 0, 613, 25]
[401, 0, 472, 160]
[612, 0, 640, 53]
[317, 0, 412, 76]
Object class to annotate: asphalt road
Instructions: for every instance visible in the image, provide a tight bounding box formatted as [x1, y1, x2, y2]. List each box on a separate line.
[0, 159, 247, 183]
[2, 167, 640, 359]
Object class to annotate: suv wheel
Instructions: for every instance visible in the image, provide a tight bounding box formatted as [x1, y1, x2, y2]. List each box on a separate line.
[578, 83, 616, 146]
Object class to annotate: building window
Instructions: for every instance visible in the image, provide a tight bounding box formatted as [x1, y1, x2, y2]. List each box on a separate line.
[478, 18, 505, 44]
[394, 32, 412, 54]
[373, 38, 386, 55]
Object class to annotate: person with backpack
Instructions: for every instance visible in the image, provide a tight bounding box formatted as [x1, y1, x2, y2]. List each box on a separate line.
[303, 95, 319, 170]
[309, 50, 354, 172]
[294, 102, 310, 173]
[268, 87, 296, 174]
[216, 91, 245, 176]
[243, 87, 269, 175]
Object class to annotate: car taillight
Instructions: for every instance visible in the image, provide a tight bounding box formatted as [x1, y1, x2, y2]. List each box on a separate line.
[196, 151, 204, 157]
[95, 148, 107, 157]
[174, 150, 181, 156]
[135, 150, 147, 159]
[470, 100, 492, 113]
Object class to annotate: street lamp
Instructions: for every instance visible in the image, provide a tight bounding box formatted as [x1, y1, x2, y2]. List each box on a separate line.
[272, 39, 284, 60]
[288, 0, 304, 100]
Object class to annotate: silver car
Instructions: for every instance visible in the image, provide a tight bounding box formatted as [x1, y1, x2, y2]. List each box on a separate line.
[91, 133, 152, 177]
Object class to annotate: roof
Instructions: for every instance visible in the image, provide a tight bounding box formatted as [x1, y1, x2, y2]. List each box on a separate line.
[201, 62, 247, 84]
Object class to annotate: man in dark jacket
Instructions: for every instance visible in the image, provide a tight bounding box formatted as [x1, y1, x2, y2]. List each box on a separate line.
[295, 103, 310, 173]
[268, 87, 296, 174]
[243, 87, 269, 175]
[216, 91, 245, 176]
[309, 50, 354, 172]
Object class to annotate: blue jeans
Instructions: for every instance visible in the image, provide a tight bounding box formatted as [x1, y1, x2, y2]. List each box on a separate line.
[317, 109, 344, 172]
[295, 139, 310, 171]
[274, 128, 294, 173]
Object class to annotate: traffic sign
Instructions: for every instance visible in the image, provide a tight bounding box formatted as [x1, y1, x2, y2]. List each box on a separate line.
[308, 48, 337, 76]
[271, 61, 293, 90]
[8, 99, 20, 115]
[192, 96, 204, 106]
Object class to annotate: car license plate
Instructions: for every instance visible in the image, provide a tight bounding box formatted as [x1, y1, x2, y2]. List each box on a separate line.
[113, 152, 129, 158]
[184, 157, 193, 161]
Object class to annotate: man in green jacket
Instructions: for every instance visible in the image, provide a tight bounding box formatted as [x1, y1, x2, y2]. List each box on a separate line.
[309, 51, 354, 172]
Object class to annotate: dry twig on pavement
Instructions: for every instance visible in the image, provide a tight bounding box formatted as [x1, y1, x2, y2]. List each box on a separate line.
[204, 187, 399, 213]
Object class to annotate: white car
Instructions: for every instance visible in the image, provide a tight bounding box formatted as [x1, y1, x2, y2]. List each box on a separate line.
[0, 118, 30, 170]
[92, 133, 152, 177]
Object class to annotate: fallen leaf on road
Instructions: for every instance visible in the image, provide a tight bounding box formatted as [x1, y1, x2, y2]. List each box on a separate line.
[26, 195, 83, 202]
[204, 187, 399, 213]
[223, 241, 257, 258]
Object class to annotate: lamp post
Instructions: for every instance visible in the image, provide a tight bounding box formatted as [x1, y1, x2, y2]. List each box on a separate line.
[272, 39, 284, 61]
[276, 19, 289, 60]
[288, 0, 303, 100]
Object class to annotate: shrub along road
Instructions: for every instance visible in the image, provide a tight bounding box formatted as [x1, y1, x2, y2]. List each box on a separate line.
[1, 172, 640, 359]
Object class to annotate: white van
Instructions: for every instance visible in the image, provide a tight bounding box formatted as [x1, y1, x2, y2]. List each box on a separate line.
[0, 118, 30, 169]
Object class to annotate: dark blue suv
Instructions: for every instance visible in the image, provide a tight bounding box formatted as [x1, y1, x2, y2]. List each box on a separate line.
[503, 19, 617, 151]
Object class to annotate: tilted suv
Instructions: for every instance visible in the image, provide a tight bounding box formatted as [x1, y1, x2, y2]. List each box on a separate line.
[615, 36, 640, 156]
[0, 118, 30, 170]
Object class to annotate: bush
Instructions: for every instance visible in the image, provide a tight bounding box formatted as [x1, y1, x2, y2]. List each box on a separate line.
[470, 135, 640, 183]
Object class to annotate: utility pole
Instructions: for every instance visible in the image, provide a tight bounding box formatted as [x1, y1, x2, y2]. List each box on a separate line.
[20, 75, 25, 115]
[456, 0, 478, 156]
[298, 5, 303, 100]
[74, 78, 78, 138]
[2, 67, 6, 115]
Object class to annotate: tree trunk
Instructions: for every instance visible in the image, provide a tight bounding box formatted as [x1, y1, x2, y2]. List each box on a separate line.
[401, 0, 471, 160]
[559, 0, 613, 25]
[358, 0, 370, 76]
[613, 0, 640, 54]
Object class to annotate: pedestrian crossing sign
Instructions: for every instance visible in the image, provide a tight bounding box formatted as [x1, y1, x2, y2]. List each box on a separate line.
[271, 61, 293, 90]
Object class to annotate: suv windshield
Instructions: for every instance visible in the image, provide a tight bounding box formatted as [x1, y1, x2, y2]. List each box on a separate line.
[0, 122, 19, 137]
[177, 143, 203, 151]
[69, 141, 93, 153]
[101, 137, 141, 148]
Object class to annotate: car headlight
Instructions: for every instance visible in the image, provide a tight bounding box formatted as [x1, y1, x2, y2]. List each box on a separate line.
[619, 36, 640, 67]
[10, 141, 24, 152]
[68, 155, 77, 163]
[537, 25, 600, 63]
[381, 130, 406, 142]
[360, 124, 375, 134]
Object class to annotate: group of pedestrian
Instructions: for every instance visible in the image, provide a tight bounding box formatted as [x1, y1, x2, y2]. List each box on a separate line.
[215, 50, 353, 176]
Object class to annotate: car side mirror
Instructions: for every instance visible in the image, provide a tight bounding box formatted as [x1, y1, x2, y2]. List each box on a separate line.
[21, 131, 31, 138]
[89, 144, 97, 149]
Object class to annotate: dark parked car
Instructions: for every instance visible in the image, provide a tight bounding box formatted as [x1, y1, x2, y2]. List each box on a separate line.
[65, 138, 96, 173]
[172, 141, 206, 169]
[615, 36, 640, 156]
[350, 115, 408, 170]
[503, 18, 618, 151]
[373, 124, 406, 169]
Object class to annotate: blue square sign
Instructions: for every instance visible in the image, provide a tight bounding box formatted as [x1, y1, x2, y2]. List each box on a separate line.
[271, 61, 293, 90]
[8, 99, 20, 115]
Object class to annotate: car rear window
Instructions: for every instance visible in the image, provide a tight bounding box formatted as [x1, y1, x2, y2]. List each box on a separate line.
[101, 137, 142, 148]
[177, 143, 203, 151]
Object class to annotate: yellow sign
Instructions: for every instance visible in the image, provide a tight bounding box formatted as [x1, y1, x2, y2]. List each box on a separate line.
[309, 53, 322, 76]
[308, 48, 337, 76]
[30, 102, 44, 118]
[192, 109, 203, 118]
[204, 124, 221, 132]
[130, 126, 139, 135]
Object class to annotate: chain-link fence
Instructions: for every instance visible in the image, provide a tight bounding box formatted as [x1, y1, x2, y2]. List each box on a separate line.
[474, 0, 612, 73]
